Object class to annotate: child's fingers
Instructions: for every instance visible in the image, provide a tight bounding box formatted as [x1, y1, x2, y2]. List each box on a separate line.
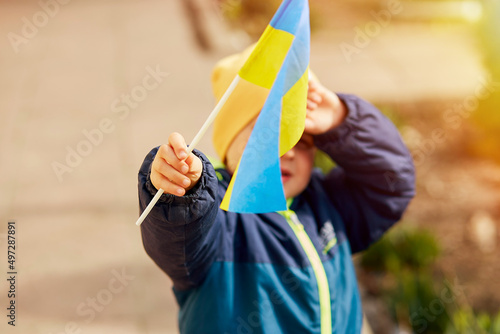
[308, 78, 320, 92]
[168, 132, 189, 161]
[152, 158, 191, 189]
[150, 171, 186, 196]
[308, 92, 322, 104]
[184, 152, 203, 175]
[304, 117, 316, 134]
[308, 80, 327, 96]
[307, 100, 318, 111]
[307, 80, 323, 112]
[157, 144, 189, 174]
[151, 132, 203, 195]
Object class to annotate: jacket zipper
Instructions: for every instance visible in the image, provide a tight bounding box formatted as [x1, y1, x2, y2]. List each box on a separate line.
[279, 209, 332, 334]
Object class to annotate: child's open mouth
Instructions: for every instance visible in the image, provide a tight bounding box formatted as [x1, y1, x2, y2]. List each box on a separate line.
[281, 169, 292, 183]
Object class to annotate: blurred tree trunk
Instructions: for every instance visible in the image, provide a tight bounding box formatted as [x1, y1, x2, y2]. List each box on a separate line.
[182, 0, 212, 51]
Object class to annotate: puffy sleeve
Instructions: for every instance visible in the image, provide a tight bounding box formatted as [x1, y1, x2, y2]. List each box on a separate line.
[138, 147, 221, 290]
[314, 94, 416, 253]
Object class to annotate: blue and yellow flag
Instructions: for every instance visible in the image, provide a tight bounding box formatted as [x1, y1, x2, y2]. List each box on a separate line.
[220, 0, 310, 213]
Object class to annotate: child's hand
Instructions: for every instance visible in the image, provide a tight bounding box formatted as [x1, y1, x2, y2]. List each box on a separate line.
[150, 132, 203, 197]
[304, 79, 347, 135]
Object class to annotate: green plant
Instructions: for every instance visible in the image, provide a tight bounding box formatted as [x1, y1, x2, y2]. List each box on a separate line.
[375, 103, 407, 130]
[392, 271, 453, 334]
[361, 226, 500, 333]
[445, 310, 500, 334]
[360, 226, 440, 274]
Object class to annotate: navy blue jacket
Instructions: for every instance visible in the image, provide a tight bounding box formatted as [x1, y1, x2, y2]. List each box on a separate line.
[138, 94, 415, 334]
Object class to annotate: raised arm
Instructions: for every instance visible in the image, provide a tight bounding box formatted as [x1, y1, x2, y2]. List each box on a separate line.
[314, 93, 416, 253]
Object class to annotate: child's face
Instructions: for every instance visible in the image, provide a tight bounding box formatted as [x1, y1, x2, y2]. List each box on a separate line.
[280, 133, 315, 199]
[225, 120, 315, 200]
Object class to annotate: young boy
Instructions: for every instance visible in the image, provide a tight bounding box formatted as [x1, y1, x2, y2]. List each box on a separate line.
[138, 50, 415, 334]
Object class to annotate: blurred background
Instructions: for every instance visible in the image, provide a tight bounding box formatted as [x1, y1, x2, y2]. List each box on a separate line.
[0, 0, 498, 333]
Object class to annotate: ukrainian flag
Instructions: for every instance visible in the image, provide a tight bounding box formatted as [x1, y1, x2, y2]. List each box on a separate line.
[220, 0, 310, 213]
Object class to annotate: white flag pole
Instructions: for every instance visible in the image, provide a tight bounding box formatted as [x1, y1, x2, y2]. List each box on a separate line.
[135, 76, 241, 226]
